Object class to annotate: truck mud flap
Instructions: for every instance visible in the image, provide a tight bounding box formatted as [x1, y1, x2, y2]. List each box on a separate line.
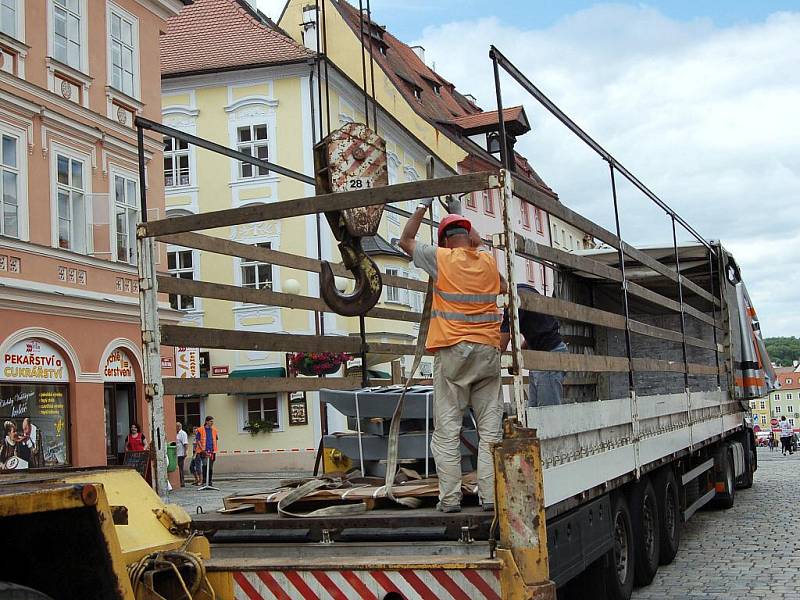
[231, 568, 502, 599]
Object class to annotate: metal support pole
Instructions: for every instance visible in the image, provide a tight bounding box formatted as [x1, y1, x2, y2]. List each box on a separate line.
[489, 48, 510, 171]
[671, 216, 691, 391]
[137, 125, 148, 220]
[498, 170, 526, 425]
[707, 249, 722, 388]
[608, 163, 635, 393]
[359, 315, 368, 388]
[137, 234, 168, 498]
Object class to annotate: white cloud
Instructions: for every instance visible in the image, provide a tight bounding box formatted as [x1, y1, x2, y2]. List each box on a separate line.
[414, 5, 800, 337]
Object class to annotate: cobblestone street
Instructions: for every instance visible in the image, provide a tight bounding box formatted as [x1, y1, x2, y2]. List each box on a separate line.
[634, 449, 796, 599]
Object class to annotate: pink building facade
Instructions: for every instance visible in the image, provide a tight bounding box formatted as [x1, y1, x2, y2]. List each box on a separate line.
[0, 0, 186, 473]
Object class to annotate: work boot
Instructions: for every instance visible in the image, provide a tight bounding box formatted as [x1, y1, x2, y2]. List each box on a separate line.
[436, 501, 461, 513]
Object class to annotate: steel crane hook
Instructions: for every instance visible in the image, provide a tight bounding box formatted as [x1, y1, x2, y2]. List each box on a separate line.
[319, 234, 382, 317]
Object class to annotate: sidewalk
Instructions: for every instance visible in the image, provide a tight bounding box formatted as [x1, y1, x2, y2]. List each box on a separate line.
[168, 471, 311, 514]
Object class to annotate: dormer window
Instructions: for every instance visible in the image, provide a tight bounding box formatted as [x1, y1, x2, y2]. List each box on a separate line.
[413, 87, 421, 101]
[432, 83, 441, 96]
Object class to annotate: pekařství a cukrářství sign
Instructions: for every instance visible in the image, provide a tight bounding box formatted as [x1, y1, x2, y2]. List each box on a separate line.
[0, 339, 69, 470]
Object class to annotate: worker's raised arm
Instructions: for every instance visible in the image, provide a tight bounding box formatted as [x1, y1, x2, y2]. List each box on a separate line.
[398, 197, 433, 257]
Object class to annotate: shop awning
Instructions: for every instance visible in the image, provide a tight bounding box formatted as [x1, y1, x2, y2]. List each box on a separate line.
[228, 367, 286, 379]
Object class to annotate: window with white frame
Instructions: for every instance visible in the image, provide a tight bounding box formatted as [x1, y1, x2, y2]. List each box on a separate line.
[483, 190, 494, 215]
[114, 174, 138, 264]
[760, 401, 765, 410]
[534, 208, 543, 234]
[788, 405, 794, 414]
[775, 394, 781, 401]
[787, 378, 793, 385]
[790, 418, 795, 427]
[163, 135, 190, 188]
[775, 406, 781, 414]
[167, 249, 195, 310]
[465, 192, 477, 211]
[787, 393, 793, 400]
[385, 267, 410, 305]
[525, 260, 536, 283]
[387, 155, 399, 224]
[1, 0, 17, 38]
[520, 198, 530, 229]
[56, 153, 87, 252]
[244, 395, 279, 431]
[241, 242, 272, 290]
[52, 0, 82, 70]
[237, 124, 268, 178]
[1, 133, 19, 238]
[109, 7, 136, 97]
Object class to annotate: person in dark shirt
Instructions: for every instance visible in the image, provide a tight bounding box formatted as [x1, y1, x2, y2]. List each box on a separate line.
[500, 284, 568, 407]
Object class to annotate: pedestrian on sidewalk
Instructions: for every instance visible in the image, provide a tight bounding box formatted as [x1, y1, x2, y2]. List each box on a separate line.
[124, 423, 147, 452]
[400, 206, 506, 513]
[189, 426, 202, 485]
[175, 421, 189, 487]
[196, 416, 219, 486]
[779, 416, 793, 455]
[769, 434, 775, 452]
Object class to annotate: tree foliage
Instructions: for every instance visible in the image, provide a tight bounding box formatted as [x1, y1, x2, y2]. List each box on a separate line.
[765, 337, 800, 367]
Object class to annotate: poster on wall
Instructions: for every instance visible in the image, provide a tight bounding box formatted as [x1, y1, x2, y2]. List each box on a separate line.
[288, 391, 308, 426]
[175, 347, 200, 378]
[0, 383, 68, 470]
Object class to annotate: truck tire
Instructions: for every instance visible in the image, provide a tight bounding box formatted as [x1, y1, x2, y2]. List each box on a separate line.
[629, 479, 660, 586]
[654, 468, 681, 565]
[711, 447, 735, 509]
[0, 582, 55, 600]
[602, 493, 635, 600]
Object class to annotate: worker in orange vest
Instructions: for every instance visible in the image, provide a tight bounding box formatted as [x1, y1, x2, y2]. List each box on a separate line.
[400, 198, 506, 513]
[195, 415, 219, 486]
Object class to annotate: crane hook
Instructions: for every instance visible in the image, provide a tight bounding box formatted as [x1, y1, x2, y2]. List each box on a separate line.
[320, 236, 382, 317]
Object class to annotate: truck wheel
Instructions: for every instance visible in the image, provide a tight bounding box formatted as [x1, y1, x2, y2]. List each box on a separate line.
[603, 493, 635, 600]
[711, 448, 735, 509]
[654, 468, 681, 565]
[630, 479, 660, 586]
[0, 582, 55, 600]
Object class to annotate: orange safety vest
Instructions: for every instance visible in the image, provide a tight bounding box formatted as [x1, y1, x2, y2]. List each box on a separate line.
[426, 247, 501, 352]
[196, 425, 218, 454]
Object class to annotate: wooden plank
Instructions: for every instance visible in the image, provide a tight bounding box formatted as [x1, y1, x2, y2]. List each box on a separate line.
[160, 325, 419, 357]
[514, 233, 622, 283]
[158, 232, 429, 293]
[518, 291, 627, 330]
[156, 276, 421, 323]
[142, 172, 496, 237]
[687, 363, 723, 376]
[626, 280, 717, 327]
[163, 376, 362, 396]
[512, 173, 719, 306]
[631, 358, 686, 373]
[628, 320, 718, 351]
[522, 349, 630, 373]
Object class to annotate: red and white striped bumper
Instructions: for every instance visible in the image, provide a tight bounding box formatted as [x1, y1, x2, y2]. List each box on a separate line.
[232, 568, 501, 600]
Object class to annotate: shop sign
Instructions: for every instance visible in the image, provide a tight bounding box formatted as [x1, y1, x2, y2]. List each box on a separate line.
[103, 349, 135, 382]
[161, 357, 173, 370]
[175, 347, 200, 379]
[288, 391, 308, 426]
[212, 365, 229, 376]
[1, 383, 68, 470]
[1, 339, 68, 383]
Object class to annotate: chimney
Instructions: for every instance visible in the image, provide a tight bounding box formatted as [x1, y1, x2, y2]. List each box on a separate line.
[301, 5, 318, 51]
[410, 45, 425, 64]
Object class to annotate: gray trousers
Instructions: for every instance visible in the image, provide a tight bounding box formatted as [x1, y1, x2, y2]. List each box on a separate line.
[432, 341, 502, 507]
[528, 342, 568, 407]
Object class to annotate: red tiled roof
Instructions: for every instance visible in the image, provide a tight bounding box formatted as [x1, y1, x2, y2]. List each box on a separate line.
[450, 107, 529, 134]
[334, 2, 553, 193]
[335, 1, 480, 124]
[161, 0, 312, 77]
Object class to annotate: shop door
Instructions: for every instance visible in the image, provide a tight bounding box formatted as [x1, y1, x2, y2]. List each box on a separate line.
[104, 383, 136, 464]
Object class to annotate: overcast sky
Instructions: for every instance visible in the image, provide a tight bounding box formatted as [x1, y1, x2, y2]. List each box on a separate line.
[260, 1, 799, 338]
